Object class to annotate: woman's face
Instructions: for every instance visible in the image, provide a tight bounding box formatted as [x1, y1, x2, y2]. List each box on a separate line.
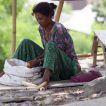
[35, 13, 51, 28]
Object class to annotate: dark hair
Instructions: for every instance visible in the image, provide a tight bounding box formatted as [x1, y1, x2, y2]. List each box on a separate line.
[32, 2, 57, 18]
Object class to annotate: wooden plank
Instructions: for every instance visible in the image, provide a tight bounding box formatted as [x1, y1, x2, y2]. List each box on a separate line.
[95, 30, 106, 46]
[0, 96, 34, 103]
[48, 80, 85, 88]
[0, 81, 85, 91]
[0, 86, 37, 91]
[78, 53, 103, 58]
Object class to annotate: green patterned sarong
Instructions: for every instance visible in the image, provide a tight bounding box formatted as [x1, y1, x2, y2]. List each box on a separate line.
[13, 39, 44, 61]
[13, 39, 80, 81]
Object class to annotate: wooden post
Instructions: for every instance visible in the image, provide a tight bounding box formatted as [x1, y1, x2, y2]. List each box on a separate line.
[101, 44, 106, 69]
[92, 34, 98, 67]
[12, 0, 16, 55]
[54, 0, 64, 22]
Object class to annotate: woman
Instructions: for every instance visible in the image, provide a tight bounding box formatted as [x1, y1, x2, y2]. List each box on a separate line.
[13, 2, 81, 88]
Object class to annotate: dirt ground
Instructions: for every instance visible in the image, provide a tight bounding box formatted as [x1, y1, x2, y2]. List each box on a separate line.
[0, 85, 106, 106]
[0, 55, 106, 106]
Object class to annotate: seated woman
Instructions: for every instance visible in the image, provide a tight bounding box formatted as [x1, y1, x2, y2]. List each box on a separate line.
[13, 2, 81, 88]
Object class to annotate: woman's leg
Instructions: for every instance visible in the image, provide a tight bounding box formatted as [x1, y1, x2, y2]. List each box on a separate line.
[43, 42, 81, 81]
[13, 39, 44, 61]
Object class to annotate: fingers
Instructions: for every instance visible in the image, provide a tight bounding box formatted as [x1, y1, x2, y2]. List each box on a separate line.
[26, 60, 38, 68]
[37, 81, 48, 90]
[26, 62, 32, 68]
[40, 87, 45, 91]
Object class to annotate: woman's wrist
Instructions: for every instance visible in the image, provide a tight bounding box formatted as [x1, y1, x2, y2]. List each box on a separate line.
[42, 69, 51, 83]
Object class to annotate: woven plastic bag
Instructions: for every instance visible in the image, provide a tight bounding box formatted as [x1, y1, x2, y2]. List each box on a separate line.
[3, 59, 41, 78]
[0, 74, 27, 86]
[0, 59, 42, 86]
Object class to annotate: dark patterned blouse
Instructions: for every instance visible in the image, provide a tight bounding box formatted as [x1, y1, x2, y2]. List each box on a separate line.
[39, 22, 81, 69]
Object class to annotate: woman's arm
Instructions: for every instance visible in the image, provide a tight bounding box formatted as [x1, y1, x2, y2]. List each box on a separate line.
[27, 53, 44, 68]
[42, 68, 51, 89]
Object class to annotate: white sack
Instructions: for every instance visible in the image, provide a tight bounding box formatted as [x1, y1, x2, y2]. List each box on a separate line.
[0, 74, 27, 86]
[0, 74, 42, 86]
[0, 59, 43, 86]
[3, 59, 41, 78]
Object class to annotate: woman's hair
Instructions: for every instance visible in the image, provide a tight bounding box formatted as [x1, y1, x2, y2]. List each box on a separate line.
[32, 2, 57, 18]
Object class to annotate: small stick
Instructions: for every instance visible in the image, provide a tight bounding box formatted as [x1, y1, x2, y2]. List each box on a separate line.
[22, 81, 37, 87]
[22, 81, 47, 91]
[35, 81, 47, 90]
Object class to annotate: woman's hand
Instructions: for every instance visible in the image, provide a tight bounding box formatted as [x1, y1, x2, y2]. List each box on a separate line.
[42, 69, 51, 89]
[27, 59, 41, 68]
[27, 53, 44, 68]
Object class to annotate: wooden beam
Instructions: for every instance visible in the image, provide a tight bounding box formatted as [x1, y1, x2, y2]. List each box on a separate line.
[92, 35, 99, 67]
[48, 80, 85, 88]
[12, 0, 17, 55]
[0, 96, 34, 103]
[54, 0, 64, 22]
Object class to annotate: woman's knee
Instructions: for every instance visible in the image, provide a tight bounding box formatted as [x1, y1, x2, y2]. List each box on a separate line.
[21, 39, 33, 45]
[20, 39, 37, 47]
